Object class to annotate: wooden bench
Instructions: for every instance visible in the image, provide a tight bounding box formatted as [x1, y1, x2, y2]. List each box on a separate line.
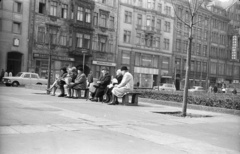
[75, 89, 89, 100]
[122, 91, 142, 106]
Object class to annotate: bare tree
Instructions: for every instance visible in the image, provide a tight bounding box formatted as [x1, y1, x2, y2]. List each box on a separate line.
[171, 0, 212, 116]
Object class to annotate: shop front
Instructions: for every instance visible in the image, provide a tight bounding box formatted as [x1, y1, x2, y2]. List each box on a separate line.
[33, 53, 75, 80]
[133, 67, 159, 88]
[92, 60, 116, 78]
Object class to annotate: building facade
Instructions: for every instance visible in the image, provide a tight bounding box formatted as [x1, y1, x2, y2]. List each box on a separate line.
[118, 0, 175, 88]
[28, 0, 95, 78]
[0, 0, 30, 76]
[91, 0, 118, 78]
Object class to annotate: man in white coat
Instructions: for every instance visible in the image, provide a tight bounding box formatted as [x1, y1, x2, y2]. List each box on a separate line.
[108, 66, 133, 105]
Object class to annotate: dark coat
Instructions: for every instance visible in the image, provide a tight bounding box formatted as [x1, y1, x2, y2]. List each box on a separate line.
[116, 74, 123, 84]
[72, 73, 87, 90]
[87, 74, 93, 83]
[98, 73, 111, 89]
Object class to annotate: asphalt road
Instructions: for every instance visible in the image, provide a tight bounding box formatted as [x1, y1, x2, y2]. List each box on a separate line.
[0, 86, 239, 154]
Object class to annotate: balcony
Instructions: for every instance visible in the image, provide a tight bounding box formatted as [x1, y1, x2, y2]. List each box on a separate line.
[144, 26, 155, 34]
[92, 51, 115, 62]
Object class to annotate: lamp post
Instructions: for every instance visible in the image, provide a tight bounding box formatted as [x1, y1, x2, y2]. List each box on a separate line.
[82, 50, 87, 73]
[46, 25, 52, 94]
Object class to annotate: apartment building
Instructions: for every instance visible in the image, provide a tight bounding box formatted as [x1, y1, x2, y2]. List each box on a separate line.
[28, 0, 95, 78]
[0, 0, 30, 75]
[118, 0, 175, 88]
[91, 0, 118, 78]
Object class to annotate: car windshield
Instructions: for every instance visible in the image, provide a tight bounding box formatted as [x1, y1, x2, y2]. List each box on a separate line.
[16, 72, 23, 77]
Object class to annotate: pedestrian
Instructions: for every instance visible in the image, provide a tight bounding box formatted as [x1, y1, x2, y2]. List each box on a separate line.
[9, 72, 12, 77]
[0, 69, 4, 82]
[208, 85, 213, 93]
[213, 84, 218, 93]
[87, 71, 93, 87]
[232, 88, 237, 95]
[4, 71, 8, 77]
[108, 66, 133, 105]
[91, 67, 111, 102]
[49, 67, 67, 96]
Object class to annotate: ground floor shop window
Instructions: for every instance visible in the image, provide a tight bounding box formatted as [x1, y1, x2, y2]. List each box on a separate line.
[134, 73, 153, 88]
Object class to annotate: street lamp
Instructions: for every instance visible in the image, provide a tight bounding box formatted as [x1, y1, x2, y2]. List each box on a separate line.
[82, 50, 87, 73]
[47, 25, 52, 94]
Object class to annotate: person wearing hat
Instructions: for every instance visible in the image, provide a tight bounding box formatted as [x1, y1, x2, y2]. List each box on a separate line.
[91, 67, 111, 102]
[108, 66, 133, 105]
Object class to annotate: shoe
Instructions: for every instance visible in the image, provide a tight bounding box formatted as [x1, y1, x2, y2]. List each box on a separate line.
[91, 98, 98, 102]
[58, 94, 65, 97]
[108, 101, 117, 105]
[51, 94, 55, 96]
[46, 88, 51, 92]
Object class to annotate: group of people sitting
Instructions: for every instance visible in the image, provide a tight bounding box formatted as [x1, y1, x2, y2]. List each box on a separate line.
[46, 66, 134, 105]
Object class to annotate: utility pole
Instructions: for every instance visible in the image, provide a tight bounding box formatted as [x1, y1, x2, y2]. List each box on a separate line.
[47, 25, 52, 94]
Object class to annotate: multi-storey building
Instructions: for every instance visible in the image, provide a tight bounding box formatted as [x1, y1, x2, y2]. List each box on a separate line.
[91, 0, 118, 78]
[0, 0, 30, 75]
[225, 0, 240, 83]
[173, 1, 212, 90]
[28, 0, 95, 78]
[118, 0, 174, 88]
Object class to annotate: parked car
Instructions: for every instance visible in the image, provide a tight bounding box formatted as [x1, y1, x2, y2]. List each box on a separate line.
[153, 83, 176, 91]
[2, 72, 47, 87]
[188, 86, 205, 93]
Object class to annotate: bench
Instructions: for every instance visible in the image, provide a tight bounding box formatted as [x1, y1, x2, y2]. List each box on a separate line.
[122, 91, 142, 106]
[75, 89, 89, 100]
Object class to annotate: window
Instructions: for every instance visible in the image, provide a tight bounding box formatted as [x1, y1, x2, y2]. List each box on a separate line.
[203, 31, 207, 40]
[37, 27, 45, 43]
[100, 13, 107, 27]
[185, 11, 190, 22]
[203, 45, 207, 57]
[50, 1, 57, 16]
[176, 39, 181, 52]
[197, 28, 201, 40]
[99, 36, 107, 52]
[93, 12, 98, 26]
[137, 14, 142, 26]
[196, 61, 201, 72]
[196, 43, 201, 55]
[164, 21, 170, 32]
[61, 4, 68, 19]
[198, 15, 202, 27]
[49, 28, 57, 44]
[141, 54, 152, 67]
[39, 0, 46, 14]
[60, 33, 67, 46]
[76, 33, 83, 48]
[219, 63, 224, 75]
[122, 51, 130, 65]
[177, 22, 182, 35]
[162, 57, 169, 69]
[202, 62, 207, 73]
[138, 0, 143, 7]
[77, 7, 83, 21]
[152, 16, 155, 28]
[13, 2, 22, 13]
[12, 22, 21, 34]
[136, 33, 141, 45]
[163, 38, 169, 50]
[126, 0, 132, 4]
[71, 4, 74, 19]
[24, 74, 30, 78]
[175, 58, 181, 70]
[157, 19, 161, 30]
[147, 0, 151, 9]
[156, 37, 160, 48]
[158, 3, 162, 13]
[205, 17, 208, 27]
[165, 6, 171, 16]
[234, 66, 239, 76]
[210, 62, 217, 74]
[83, 34, 90, 49]
[146, 16, 151, 27]
[123, 30, 131, 43]
[85, 9, 91, 23]
[192, 42, 195, 55]
[183, 40, 188, 53]
[145, 34, 153, 47]
[226, 65, 232, 76]
[135, 53, 140, 66]
[108, 40, 113, 52]
[125, 11, 132, 24]
[31, 74, 38, 79]
[109, 16, 114, 29]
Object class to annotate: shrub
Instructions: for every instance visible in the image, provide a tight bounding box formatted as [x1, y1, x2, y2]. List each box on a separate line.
[137, 90, 240, 110]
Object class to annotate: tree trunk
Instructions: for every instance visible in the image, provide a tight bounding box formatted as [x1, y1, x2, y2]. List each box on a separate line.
[182, 27, 193, 117]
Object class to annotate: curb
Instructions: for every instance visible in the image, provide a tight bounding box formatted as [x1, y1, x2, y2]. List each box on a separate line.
[139, 98, 240, 116]
[25, 85, 240, 116]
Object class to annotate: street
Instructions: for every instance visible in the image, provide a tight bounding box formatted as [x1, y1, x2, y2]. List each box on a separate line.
[0, 86, 239, 154]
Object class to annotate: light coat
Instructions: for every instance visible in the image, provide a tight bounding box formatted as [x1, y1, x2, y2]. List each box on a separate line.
[112, 72, 133, 97]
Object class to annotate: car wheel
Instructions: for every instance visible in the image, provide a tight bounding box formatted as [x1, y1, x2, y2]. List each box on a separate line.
[36, 83, 42, 85]
[5, 83, 11, 87]
[12, 81, 19, 87]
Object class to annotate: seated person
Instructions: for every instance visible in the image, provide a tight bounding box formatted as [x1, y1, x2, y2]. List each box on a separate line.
[108, 66, 133, 105]
[91, 67, 111, 102]
[67, 68, 86, 98]
[48, 67, 67, 97]
[65, 67, 78, 98]
[103, 69, 123, 103]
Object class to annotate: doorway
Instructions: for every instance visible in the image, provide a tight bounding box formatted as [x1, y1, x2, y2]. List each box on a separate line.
[7, 52, 23, 76]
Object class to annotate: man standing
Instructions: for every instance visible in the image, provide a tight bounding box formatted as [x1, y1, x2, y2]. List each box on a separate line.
[91, 67, 111, 102]
[0, 69, 5, 82]
[108, 66, 133, 105]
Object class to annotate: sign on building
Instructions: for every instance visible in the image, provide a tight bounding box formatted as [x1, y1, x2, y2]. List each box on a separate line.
[232, 35, 238, 60]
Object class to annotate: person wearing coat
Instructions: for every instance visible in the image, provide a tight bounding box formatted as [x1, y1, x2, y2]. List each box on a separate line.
[91, 67, 111, 102]
[108, 66, 133, 105]
[51, 67, 67, 97]
[67, 68, 87, 98]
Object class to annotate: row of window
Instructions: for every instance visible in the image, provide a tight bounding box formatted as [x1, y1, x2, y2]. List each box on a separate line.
[175, 58, 208, 73]
[124, 0, 172, 16]
[175, 39, 208, 57]
[93, 12, 115, 29]
[210, 47, 232, 60]
[122, 51, 170, 69]
[211, 32, 227, 45]
[177, 24, 208, 41]
[210, 62, 239, 76]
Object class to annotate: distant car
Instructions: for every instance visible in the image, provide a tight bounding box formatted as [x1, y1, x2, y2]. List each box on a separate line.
[2, 72, 47, 87]
[153, 83, 176, 91]
[188, 86, 205, 93]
